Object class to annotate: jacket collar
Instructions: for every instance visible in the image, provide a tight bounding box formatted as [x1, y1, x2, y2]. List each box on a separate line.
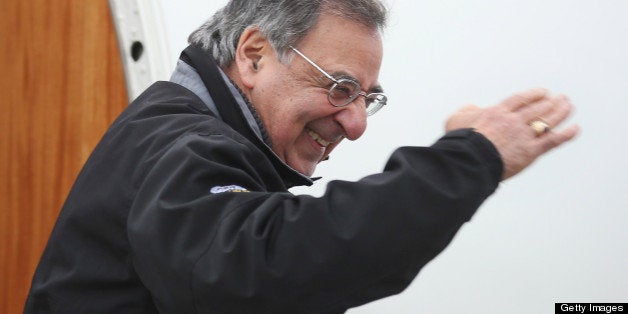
[171, 59, 270, 143]
[179, 45, 313, 188]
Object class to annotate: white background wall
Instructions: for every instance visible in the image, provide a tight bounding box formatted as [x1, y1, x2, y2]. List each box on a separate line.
[160, 1, 627, 312]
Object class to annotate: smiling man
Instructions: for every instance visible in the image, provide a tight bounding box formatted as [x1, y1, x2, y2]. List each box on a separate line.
[25, 0, 578, 313]
[224, 12, 384, 176]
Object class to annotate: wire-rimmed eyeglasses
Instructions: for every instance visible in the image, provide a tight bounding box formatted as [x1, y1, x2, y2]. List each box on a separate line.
[289, 46, 387, 116]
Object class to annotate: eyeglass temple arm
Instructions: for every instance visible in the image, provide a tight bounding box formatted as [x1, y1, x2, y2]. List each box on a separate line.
[289, 46, 338, 83]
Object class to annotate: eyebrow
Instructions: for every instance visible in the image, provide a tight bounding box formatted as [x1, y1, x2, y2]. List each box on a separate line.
[329, 70, 384, 94]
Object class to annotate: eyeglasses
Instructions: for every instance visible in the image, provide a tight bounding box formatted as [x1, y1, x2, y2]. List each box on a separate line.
[289, 46, 387, 116]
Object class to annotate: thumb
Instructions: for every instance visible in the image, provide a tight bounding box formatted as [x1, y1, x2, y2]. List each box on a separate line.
[445, 104, 482, 131]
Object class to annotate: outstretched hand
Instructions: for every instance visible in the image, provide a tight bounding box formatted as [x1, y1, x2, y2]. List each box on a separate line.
[445, 88, 580, 180]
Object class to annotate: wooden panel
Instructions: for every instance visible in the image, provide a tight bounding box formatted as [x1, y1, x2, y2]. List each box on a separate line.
[0, 1, 128, 312]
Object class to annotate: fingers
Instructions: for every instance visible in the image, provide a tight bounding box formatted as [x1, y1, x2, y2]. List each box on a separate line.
[521, 94, 575, 137]
[539, 96, 573, 128]
[500, 88, 549, 111]
[473, 88, 580, 180]
[538, 124, 580, 153]
[529, 95, 579, 153]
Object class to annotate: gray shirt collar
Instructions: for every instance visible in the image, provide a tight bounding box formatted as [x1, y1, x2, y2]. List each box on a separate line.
[169, 60, 264, 141]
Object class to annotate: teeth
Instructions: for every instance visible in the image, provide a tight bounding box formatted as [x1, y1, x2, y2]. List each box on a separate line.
[307, 130, 331, 147]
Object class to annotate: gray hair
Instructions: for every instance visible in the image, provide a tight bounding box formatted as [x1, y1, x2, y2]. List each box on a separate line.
[188, 0, 387, 67]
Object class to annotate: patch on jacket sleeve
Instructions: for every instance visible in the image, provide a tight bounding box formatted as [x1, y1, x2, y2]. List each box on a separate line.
[210, 185, 249, 194]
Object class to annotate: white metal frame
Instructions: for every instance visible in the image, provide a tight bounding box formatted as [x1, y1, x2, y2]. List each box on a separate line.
[108, 0, 173, 101]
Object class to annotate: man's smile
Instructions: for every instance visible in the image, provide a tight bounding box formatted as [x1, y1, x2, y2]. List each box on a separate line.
[307, 129, 332, 147]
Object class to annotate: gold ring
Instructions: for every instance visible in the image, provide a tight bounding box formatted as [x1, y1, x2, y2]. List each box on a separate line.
[529, 120, 550, 136]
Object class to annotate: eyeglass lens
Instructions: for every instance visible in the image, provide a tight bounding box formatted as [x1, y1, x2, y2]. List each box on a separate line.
[328, 79, 386, 116]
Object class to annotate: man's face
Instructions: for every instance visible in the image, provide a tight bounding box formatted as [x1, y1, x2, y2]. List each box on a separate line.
[249, 14, 384, 176]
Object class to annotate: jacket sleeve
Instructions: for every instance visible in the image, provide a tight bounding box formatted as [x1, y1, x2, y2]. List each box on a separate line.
[127, 128, 502, 313]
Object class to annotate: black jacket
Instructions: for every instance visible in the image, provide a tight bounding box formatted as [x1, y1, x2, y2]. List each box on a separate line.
[25, 46, 503, 313]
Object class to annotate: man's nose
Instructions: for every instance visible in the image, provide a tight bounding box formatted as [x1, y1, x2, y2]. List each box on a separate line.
[334, 98, 368, 141]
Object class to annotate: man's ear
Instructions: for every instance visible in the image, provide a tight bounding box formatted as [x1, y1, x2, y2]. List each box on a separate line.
[234, 27, 272, 89]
